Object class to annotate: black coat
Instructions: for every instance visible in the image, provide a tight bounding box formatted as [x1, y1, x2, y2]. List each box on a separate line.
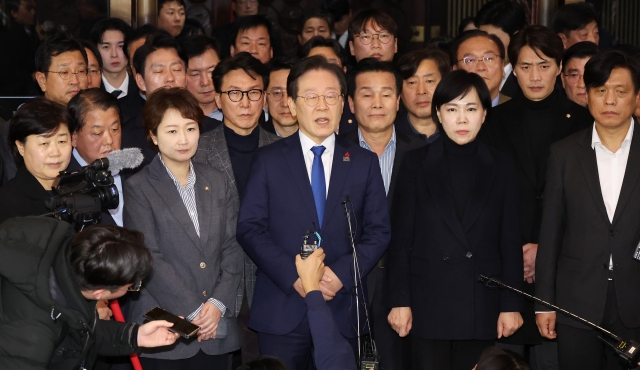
[0, 22, 40, 96]
[386, 137, 524, 340]
[0, 166, 50, 225]
[536, 122, 640, 329]
[114, 76, 143, 124]
[0, 217, 140, 370]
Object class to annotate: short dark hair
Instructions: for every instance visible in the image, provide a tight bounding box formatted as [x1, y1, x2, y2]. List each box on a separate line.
[431, 69, 492, 128]
[476, 346, 532, 370]
[299, 8, 334, 35]
[552, 3, 599, 36]
[178, 18, 206, 39]
[213, 52, 269, 93]
[9, 98, 72, 165]
[348, 58, 402, 98]
[267, 57, 299, 74]
[90, 17, 132, 48]
[237, 356, 288, 370]
[348, 8, 398, 41]
[180, 35, 220, 65]
[143, 88, 204, 150]
[133, 33, 187, 79]
[231, 15, 273, 48]
[298, 36, 348, 67]
[475, 0, 529, 38]
[35, 32, 88, 74]
[508, 25, 564, 67]
[562, 41, 600, 73]
[450, 30, 506, 65]
[126, 24, 160, 60]
[68, 224, 152, 292]
[79, 39, 103, 70]
[458, 16, 476, 36]
[287, 55, 347, 99]
[67, 88, 121, 133]
[320, 0, 350, 22]
[158, 0, 185, 12]
[396, 49, 451, 82]
[584, 49, 640, 94]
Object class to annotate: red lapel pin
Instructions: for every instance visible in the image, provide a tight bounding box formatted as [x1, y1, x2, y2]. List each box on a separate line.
[343, 152, 350, 162]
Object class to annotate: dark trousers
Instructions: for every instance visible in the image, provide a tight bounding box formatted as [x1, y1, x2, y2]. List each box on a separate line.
[410, 336, 494, 370]
[557, 281, 640, 370]
[258, 314, 358, 370]
[231, 293, 260, 368]
[139, 350, 228, 370]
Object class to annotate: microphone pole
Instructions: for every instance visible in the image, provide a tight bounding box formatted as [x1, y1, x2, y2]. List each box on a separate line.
[343, 196, 361, 360]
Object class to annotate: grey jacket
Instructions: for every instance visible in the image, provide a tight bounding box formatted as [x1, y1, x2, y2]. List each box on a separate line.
[193, 125, 280, 315]
[123, 155, 243, 359]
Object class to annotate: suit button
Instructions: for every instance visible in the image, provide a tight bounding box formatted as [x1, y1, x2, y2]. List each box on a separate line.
[609, 230, 615, 236]
[443, 255, 449, 260]
[200, 262, 206, 268]
[466, 252, 473, 258]
[202, 291, 207, 296]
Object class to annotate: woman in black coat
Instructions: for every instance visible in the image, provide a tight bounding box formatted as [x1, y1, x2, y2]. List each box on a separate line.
[0, 99, 72, 224]
[386, 70, 524, 370]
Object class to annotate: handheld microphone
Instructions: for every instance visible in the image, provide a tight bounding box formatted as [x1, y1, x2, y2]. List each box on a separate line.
[104, 148, 144, 173]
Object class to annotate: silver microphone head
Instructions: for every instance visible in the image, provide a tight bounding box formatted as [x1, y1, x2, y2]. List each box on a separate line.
[105, 148, 144, 173]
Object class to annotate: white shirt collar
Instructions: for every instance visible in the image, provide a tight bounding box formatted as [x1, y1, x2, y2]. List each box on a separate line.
[500, 63, 513, 90]
[591, 119, 634, 151]
[299, 130, 336, 153]
[101, 73, 129, 97]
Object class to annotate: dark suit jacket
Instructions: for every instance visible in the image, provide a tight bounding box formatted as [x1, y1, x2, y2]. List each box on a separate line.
[338, 99, 358, 136]
[123, 155, 244, 358]
[386, 137, 524, 340]
[536, 122, 640, 329]
[236, 133, 391, 338]
[115, 76, 143, 124]
[500, 71, 520, 99]
[0, 166, 50, 224]
[193, 124, 280, 316]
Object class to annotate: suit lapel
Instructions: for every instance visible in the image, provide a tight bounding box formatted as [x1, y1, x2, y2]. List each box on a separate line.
[282, 135, 320, 228]
[461, 142, 496, 232]
[148, 157, 202, 249]
[423, 139, 471, 249]
[195, 166, 211, 250]
[612, 122, 640, 224]
[578, 129, 611, 225]
[324, 137, 351, 229]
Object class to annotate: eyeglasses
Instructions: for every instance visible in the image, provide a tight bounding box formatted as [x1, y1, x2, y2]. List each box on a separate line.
[355, 33, 394, 45]
[48, 68, 89, 80]
[221, 89, 264, 102]
[127, 280, 143, 292]
[295, 92, 342, 107]
[458, 54, 500, 67]
[267, 89, 288, 101]
[563, 72, 584, 84]
[88, 69, 101, 77]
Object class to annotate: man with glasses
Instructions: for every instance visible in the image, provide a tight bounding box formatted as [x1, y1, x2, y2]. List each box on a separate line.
[0, 221, 180, 369]
[194, 51, 279, 366]
[237, 55, 390, 370]
[561, 42, 600, 108]
[452, 30, 509, 107]
[0, 32, 88, 183]
[348, 8, 398, 63]
[263, 57, 299, 137]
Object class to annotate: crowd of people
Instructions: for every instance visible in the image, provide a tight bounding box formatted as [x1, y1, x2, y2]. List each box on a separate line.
[0, 0, 640, 369]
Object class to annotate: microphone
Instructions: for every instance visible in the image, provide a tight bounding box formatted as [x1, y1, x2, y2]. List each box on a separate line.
[104, 148, 144, 173]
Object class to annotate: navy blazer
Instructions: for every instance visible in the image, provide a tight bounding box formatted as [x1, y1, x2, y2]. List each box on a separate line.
[236, 133, 391, 338]
[386, 137, 524, 340]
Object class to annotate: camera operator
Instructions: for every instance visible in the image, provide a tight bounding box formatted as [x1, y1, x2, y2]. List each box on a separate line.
[0, 98, 72, 224]
[67, 88, 127, 226]
[295, 248, 356, 370]
[0, 219, 180, 369]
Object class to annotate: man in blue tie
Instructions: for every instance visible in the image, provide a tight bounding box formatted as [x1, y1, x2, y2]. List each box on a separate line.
[237, 55, 390, 370]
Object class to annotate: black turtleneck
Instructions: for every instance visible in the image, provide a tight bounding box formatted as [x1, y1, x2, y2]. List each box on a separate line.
[443, 134, 479, 221]
[224, 124, 260, 197]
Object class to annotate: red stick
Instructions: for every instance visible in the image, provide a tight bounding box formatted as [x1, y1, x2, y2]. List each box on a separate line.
[109, 300, 143, 370]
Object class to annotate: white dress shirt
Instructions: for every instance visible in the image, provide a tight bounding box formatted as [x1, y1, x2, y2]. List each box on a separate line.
[299, 130, 335, 197]
[101, 73, 129, 99]
[500, 63, 513, 91]
[72, 149, 124, 226]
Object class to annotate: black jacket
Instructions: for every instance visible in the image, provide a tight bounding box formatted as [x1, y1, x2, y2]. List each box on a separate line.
[0, 166, 51, 224]
[386, 136, 524, 340]
[0, 217, 140, 370]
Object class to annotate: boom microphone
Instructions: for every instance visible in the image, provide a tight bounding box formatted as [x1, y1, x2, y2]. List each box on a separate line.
[105, 148, 144, 173]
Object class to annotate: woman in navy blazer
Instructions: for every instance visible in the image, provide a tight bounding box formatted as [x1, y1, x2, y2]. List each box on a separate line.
[123, 88, 243, 369]
[386, 70, 524, 370]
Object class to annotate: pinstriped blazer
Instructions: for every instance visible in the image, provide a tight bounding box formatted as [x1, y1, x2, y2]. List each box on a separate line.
[193, 124, 281, 316]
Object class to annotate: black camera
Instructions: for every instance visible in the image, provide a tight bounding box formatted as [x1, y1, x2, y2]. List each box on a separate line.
[46, 157, 119, 230]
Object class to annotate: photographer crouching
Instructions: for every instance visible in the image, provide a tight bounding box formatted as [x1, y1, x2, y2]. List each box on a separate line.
[0, 218, 180, 369]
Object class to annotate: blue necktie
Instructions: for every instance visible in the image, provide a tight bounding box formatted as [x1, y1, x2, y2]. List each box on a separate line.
[311, 146, 326, 228]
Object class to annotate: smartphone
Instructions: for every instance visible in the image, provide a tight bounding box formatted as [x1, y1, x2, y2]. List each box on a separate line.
[143, 307, 200, 339]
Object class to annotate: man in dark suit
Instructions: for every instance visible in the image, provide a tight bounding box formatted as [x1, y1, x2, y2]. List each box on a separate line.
[482, 25, 593, 366]
[236, 56, 390, 370]
[536, 50, 640, 370]
[343, 58, 423, 370]
[263, 57, 298, 137]
[193, 52, 280, 366]
[90, 18, 141, 124]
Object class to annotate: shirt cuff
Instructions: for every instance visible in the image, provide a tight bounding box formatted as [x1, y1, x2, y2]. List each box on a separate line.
[185, 299, 227, 322]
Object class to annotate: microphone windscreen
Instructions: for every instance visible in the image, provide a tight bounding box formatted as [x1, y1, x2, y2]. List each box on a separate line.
[106, 148, 144, 172]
